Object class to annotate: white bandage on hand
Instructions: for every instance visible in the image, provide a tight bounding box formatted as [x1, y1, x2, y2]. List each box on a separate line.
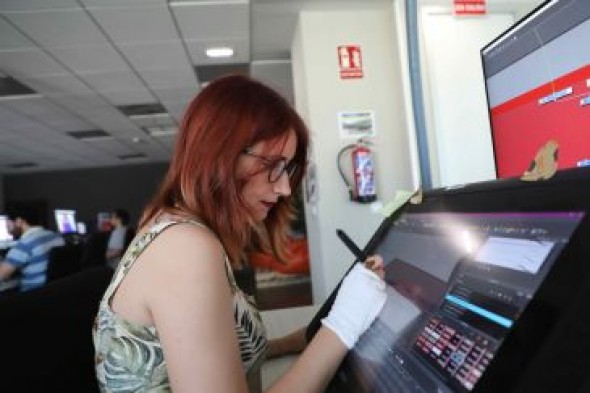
[321, 263, 387, 349]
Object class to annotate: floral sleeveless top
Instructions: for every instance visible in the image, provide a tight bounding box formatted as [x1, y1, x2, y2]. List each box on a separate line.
[93, 219, 267, 392]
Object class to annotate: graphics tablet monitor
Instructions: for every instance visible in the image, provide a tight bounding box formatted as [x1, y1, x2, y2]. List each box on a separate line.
[54, 209, 77, 234]
[309, 166, 590, 393]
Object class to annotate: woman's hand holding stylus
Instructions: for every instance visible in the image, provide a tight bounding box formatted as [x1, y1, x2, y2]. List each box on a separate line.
[321, 258, 386, 349]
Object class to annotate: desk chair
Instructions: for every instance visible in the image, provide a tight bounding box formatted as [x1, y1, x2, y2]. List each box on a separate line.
[0, 266, 113, 393]
[80, 231, 109, 269]
[124, 226, 136, 249]
[46, 243, 84, 282]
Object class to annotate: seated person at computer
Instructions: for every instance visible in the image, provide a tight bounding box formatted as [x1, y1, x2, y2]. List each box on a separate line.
[0, 207, 65, 291]
[105, 208, 130, 268]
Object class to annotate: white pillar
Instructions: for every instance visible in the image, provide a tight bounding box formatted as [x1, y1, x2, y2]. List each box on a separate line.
[292, 7, 415, 303]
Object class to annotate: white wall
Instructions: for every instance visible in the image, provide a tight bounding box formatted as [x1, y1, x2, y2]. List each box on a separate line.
[418, 1, 543, 188]
[292, 7, 414, 302]
[419, 8, 514, 187]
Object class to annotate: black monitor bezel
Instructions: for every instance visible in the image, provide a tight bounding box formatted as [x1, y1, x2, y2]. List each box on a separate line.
[53, 208, 78, 235]
[308, 166, 590, 392]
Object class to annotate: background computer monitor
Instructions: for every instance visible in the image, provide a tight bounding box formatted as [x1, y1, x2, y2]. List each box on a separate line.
[54, 209, 77, 234]
[0, 215, 13, 242]
[482, 0, 590, 178]
[97, 212, 112, 232]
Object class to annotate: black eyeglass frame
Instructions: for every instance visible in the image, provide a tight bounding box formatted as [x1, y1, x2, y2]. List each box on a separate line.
[242, 149, 298, 183]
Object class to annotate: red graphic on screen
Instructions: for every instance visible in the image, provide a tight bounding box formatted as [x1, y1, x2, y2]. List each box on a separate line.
[490, 65, 590, 178]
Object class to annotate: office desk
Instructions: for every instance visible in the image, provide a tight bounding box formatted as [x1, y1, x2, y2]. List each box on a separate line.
[0, 278, 18, 294]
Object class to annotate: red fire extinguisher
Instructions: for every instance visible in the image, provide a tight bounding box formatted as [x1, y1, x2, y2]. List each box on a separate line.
[338, 139, 377, 203]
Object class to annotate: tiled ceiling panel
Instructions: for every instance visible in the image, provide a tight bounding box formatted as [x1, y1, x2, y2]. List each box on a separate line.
[3, 8, 108, 48]
[0, 49, 68, 78]
[172, 2, 249, 40]
[48, 44, 130, 74]
[0, 17, 36, 50]
[0, 1, 80, 12]
[0, 0, 442, 174]
[19, 74, 95, 96]
[85, 4, 178, 44]
[117, 41, 192, 71]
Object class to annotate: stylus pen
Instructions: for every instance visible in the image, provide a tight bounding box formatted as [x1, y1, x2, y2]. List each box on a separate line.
[336, 229, 367, 263]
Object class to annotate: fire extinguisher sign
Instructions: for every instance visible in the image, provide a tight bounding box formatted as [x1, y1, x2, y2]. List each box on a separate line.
[338, 45, 363, 79]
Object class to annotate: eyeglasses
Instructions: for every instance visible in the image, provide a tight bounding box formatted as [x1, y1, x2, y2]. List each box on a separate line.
[242, 149, 298, 183]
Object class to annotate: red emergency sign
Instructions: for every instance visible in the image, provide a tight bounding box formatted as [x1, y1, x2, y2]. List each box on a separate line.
[338, 45, 363, 79]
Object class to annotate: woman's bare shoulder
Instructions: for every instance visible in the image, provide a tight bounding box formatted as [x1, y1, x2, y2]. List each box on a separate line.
[139, 222, 230, 299]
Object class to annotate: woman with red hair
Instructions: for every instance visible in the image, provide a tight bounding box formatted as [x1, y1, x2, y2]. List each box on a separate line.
[93, 75, 386, 392]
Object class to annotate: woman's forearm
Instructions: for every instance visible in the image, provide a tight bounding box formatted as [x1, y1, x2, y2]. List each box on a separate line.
[266, 326, 347, 393]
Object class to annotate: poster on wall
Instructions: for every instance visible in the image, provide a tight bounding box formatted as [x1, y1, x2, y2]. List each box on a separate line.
[338, 45, 363, 79]
[338, 110, 376, 138]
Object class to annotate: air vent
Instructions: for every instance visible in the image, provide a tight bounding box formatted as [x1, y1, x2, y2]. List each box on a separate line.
[194, 64, 250, 84]
[7, 162, 38, 169]
[118, 153, 147, 161]
[0, 77, 41, 100]
[117, 103, 167, 118]
[67, 129, 111, 140]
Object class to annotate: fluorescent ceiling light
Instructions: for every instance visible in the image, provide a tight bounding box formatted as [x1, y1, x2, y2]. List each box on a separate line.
[0, 93, 43, 101]
[143, 125, 178, 137]
[206, 47, 234, 58]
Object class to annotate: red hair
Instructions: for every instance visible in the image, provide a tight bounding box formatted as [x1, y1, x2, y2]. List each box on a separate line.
[140, 75, 309, 267]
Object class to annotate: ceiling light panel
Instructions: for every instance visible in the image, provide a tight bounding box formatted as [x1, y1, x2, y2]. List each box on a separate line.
[206, 47, 234, 58]
[142, 125, 177, 137]
[187, 38, 248, 65]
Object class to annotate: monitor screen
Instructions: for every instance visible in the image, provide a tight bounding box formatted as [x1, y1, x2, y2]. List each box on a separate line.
[97, 212, 112, 232]
[482, 0, 590, 178]
[0, 215, 13, 242]
[54, 209, 77, 234]
[326, 210, 584, 393]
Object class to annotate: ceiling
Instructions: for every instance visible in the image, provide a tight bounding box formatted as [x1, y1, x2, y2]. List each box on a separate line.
[0, 0, 393, 174]
[0, 0, 540, 175]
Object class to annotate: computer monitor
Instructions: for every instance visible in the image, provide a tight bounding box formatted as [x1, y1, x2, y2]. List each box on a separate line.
[0, 215, 13, 242]
[54, 209, 77, 234]
[97, 212, 112, 232]
[482, 0, 590, 178]
[309, 166, 590, 392]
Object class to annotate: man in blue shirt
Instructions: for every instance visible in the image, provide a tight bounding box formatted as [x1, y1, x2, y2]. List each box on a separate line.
[0, 207, 65, 291]
[105, 208, 131, 269]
